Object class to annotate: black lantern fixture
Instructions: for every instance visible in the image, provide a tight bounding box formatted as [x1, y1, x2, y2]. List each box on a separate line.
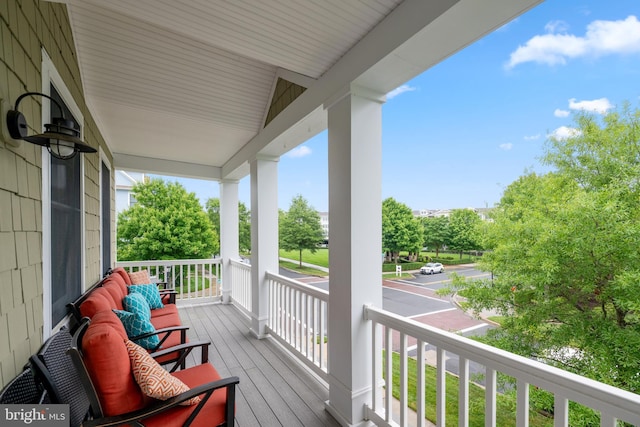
[6, 92, 96, 160]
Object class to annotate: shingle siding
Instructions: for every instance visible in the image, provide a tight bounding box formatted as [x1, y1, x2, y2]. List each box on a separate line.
[0, 0, 112, 388]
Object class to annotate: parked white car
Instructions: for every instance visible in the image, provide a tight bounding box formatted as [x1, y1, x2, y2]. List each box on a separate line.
[420, 262, 444, 275]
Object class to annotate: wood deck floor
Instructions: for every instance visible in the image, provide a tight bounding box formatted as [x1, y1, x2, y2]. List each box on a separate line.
[179, 303, 341, 427]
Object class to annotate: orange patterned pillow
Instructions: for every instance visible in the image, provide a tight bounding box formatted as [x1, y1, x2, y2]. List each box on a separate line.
[125, 340, 200, 405]
[128, 269, 152, 285]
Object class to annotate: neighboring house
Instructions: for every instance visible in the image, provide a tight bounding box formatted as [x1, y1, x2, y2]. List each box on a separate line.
[115, 170, 146, 215]
[318, 211, 329, 240]
[415, 207, 493, 220]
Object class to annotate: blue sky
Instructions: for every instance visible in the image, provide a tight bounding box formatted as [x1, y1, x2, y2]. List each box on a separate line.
[153, 0, 640, 212]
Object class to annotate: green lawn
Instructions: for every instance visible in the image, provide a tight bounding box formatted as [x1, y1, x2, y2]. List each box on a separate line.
[278, 248, 478, 269]
[279, 248, 329, 267]
[387, 351, 554, 427]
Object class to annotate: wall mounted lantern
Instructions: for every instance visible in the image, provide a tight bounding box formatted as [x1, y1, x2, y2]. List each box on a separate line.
[6, 92, 96, 160]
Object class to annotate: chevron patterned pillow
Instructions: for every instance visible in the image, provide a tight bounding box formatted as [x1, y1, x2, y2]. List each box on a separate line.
[125, 340, 200, 405]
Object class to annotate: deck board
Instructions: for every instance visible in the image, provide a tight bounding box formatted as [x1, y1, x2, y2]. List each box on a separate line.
[179, 303, 341, 427]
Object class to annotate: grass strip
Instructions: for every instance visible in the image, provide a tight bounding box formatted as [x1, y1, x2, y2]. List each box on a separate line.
[387, 351, 553, 427]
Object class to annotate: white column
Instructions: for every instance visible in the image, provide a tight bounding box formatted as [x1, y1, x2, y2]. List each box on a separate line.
[325, 85, 384, 426]
[219, 180, 239, 304]
[249, 155, 279, 339]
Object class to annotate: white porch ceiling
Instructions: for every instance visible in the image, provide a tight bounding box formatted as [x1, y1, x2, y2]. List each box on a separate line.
[62, 0, 543, 180]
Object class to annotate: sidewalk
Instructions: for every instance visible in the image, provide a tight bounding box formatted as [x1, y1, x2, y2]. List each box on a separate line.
[279, 257, 329, 273]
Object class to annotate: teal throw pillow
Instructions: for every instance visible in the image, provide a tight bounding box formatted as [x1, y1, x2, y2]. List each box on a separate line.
[113, 309, 161, 350]
[123, 292, 152, 321]
[128, 284, 164, 309]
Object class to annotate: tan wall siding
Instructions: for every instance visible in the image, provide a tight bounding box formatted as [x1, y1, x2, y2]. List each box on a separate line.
[0, 0, 112, 388]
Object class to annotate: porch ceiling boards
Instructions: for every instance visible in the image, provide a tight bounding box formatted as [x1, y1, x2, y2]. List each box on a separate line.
[179, 303, 340, 427]
[60, 0, 543, 180]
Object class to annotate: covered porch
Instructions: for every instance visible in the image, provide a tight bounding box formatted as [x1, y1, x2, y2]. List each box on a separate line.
[3, 0, 640, 425]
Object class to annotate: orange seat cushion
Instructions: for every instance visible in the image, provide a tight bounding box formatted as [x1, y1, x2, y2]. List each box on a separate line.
[150, 303, 179, 319]
[153, 328, 188, 365]
[139, 363, 230, 427]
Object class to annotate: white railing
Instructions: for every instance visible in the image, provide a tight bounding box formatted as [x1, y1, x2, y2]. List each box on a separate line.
[229, 258, 252, 317]
[265, 271, 329, 381]
[116, 258, 222, 303]
[364, 304, 640, 427]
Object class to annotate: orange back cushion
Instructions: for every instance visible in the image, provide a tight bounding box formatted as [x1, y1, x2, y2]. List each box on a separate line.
[112, 267, 132, 285]
[102, 280, 125, 310]
[90, 309, 128, 340]
[82, 320, 147, 416]
[80, 288, 115, 318]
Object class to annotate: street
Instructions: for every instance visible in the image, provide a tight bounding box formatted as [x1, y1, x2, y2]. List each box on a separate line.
[284, 264, 495, 382]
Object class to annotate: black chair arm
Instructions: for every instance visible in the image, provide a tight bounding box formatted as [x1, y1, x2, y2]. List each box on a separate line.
[130, 326, 188, 348]
[149, 340, 211, 372]
[81, 376, 239, 427]
[158, 289, 177, 304]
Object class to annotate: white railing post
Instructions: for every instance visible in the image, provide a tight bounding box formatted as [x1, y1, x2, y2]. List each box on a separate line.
[325, 85, 384, 425]
[220, 180, 239, 304]
[249, 156, 279, 339]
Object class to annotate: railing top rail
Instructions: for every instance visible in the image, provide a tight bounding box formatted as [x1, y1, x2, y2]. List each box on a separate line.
[266, 271, 329, 302]
[365, 304, 640, 424]
[229, 258, 251, 269]
[116, 258, 221, 267]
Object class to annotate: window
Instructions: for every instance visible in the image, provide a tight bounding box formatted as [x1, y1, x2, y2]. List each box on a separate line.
[101, 160, 111, 275]
[41, 50, 86, 334]
[49, 85, 82, 325]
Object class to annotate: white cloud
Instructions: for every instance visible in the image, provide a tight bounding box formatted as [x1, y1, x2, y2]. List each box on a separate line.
[507, 15, 640, 68]
[499, 143, 513, 151]
[524, 134, 541, 141]
[287, 146, 312, 158]
[550, 126, 582, 140]
[554, 109, 570, 118]
[568, 97, 613, 114]
[387, 85, 417, 99]
[545, 20, 570, 34]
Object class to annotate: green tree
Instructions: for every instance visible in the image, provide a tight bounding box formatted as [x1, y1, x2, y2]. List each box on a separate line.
[421, 216, 450, 257]
[238, 202, 251, 253]
[205, 198, 252, 253]
[382, 198, 423, 262]
[118, 179, 218, 260]
[447, 208, 482, 259]
[447, 106, 640, 397]
[279, 195, 324, 267]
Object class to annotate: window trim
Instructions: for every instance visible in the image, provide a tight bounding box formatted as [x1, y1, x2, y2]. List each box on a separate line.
[41, 48, 86, 337]
[100, 148, 112, 276]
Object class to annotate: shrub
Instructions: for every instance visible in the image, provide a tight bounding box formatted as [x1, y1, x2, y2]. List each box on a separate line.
[382, 262, 422, 272]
